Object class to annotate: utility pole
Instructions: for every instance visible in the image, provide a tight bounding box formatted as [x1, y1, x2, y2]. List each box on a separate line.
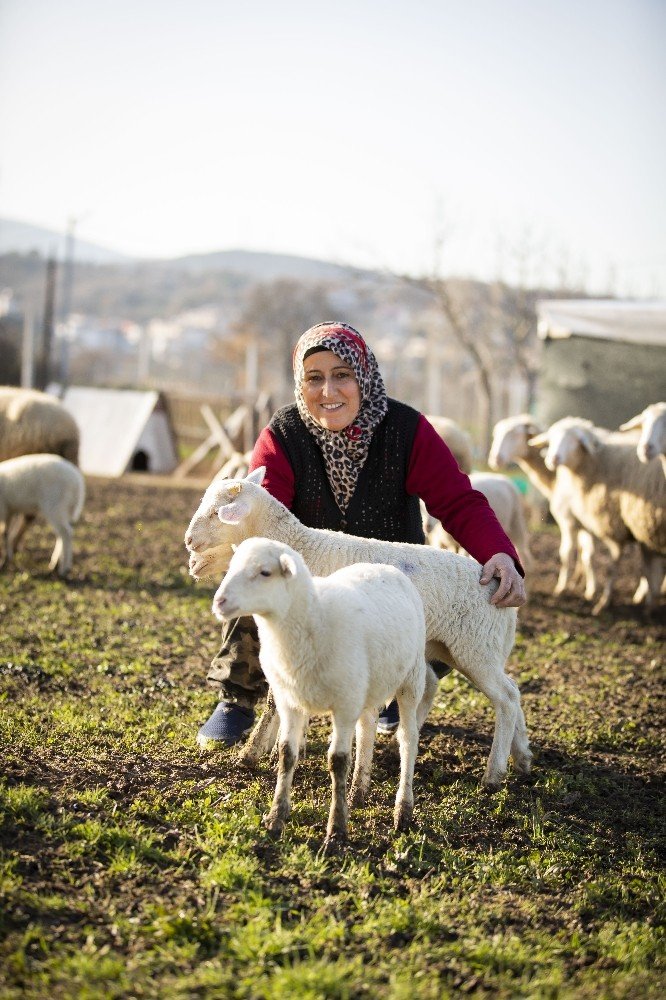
[36, 256, 57, 391]
[57, 216, 77, 388]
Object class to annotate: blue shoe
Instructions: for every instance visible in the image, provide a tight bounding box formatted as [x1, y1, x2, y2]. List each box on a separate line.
[197, 702, 255, 748]
[377, 699, 400, 735]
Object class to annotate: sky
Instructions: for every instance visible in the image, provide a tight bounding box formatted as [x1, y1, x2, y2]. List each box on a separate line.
[1, 0, 665, 296]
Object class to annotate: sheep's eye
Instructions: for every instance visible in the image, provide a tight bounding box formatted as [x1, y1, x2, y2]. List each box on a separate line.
[260, 570, 272, 577]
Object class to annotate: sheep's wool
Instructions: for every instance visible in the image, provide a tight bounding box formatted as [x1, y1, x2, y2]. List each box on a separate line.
[293, 322, 388, 514]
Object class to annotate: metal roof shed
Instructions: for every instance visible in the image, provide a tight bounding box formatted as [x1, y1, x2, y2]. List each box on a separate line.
[535, 299, 666, 430]
[59, 387, 179, 476]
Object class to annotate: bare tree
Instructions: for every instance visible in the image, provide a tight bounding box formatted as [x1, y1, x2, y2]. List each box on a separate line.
[227, 279, 332, 403]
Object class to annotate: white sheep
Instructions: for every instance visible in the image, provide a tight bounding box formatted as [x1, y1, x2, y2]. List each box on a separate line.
[185, 468, 532, 791]
[620, 403, 666, 475]
[528, 418, 666, 614]
[212, 537, 437, 841]
[0, 453, 85, 576]
[427, 472, 533, 573]
[425, 415, 473, 473]
[488, 415, 598, 600]
[0, 387, 80, 465]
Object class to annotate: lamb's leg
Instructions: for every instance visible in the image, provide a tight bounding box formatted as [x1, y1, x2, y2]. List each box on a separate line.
[7, 513, 33, 557]
[578, 530, 597, 601]
[48, 520, 72, 575]
[349, 709, 377, 807]
[635, 548, 664, 613]
[416, 664, 439, 729]
[262, 705, 307, 837]
[326, 717, 355, 843]
[393, 687, 420, 831]
[592, 539, 622, 615]
[508, 677, 532, 775]
[467, 667, 520, 790]
[238, 687, 280, 767]
[553, 520, 576, 595]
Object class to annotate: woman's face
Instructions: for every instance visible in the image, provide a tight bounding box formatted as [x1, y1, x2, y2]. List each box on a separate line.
[301, 350, 361, 431]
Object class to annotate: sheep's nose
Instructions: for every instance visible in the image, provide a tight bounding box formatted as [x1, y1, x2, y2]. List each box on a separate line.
[185, 532, 192, 547]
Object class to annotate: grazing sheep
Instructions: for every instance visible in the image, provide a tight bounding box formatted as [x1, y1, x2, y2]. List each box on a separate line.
[620, 403, 666, 475]
[0, 387, 80, 465]
[427, 472, 533, 573]
[0, 454, 85, 576]
[213, 537, 437, 840]
[488, 415, 597, 600]
[528, 418, 666, 614]
[425, 415, 473, 473]
[186, 468, 532, 790]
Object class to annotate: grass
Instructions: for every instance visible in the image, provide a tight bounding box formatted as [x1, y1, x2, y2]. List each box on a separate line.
[0, 477, 664, 998]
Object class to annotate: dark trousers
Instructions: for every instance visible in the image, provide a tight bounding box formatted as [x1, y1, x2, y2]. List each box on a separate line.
[207, 616, 451, 710]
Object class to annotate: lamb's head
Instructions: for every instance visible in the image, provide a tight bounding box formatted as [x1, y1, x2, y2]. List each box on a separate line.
[488, 415, 541, 469]
[212, 537, 302, 621]
[620, 402, 666, 464]
[528, 418, 599, 473]
[185, 466, 266, 580]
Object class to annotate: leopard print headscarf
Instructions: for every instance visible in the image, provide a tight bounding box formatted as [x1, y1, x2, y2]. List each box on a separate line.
[293, 322, 388, 515]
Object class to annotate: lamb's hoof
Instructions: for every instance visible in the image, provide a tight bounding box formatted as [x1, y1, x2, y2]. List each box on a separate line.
[322, 831, 347, 854]
[262, 811, 286, 838]
[237, 747, 260, 768]
[393, 802, 414, 831]
[348, 786, 368, 808]
[481, 773, 505, 793]
[513, 751, 533, 775]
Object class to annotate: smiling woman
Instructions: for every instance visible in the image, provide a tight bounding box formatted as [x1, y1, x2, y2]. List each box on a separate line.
[197, 321, 527, 749]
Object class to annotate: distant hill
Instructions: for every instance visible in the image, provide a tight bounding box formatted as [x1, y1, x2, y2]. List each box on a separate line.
[155, 248, 367, 283]
[0, 216, 373, 283]
[0, 217, 132, 265]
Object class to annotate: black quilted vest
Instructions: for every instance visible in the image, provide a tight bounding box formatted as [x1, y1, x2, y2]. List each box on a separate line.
[269, 399, 425, 543]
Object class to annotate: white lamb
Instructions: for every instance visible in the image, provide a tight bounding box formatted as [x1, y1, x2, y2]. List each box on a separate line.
[185, 468, 532, 790]
[620, 403, 666, 475]
[488, 415, 597, 600]
[212, 537, 437, 841]
[528, 418, 666, 613]
[427, 472, 533, 573]
[0, 454, 85, 576]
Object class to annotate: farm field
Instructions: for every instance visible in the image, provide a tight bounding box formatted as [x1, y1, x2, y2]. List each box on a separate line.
[1, 474, 664, 999]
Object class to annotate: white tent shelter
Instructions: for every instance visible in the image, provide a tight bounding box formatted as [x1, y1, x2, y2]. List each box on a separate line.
[59, 387, 179, 477]
[535, 299, 666, 429]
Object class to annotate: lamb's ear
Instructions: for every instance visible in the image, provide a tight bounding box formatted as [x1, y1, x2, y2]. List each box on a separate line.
[218, 499, 251, 524]
[245, 466, 266, 486]
[527, 432, 548, 448]
[619, 414, 642, 432]
[279, 553, 298, 578]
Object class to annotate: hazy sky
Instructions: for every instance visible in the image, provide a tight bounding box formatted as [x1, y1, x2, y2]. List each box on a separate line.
[1, 0, 665, 295]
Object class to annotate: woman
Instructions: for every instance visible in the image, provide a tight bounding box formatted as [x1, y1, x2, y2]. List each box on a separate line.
[198, 321, 526, 746]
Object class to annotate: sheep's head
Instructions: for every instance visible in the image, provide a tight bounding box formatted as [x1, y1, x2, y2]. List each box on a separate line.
[529, 418, 599, 473]
[620, 403, 666, 464]
[489, 415, 541, 469]
[212, 537, 300, 621]
[185, 466, 266, 580]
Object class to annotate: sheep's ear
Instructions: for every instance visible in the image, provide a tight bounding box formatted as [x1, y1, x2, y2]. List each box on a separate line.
[218, 499, 251, 524]
[527, 433, 548, 448]
[619, 414, 642, 432]
[279, 553, 297, 578]
[577, 427, 600, 454]
[245, 466, 266, 486]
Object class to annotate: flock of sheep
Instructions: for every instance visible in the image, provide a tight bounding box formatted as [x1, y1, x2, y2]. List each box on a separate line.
[2, 384, 665, 844]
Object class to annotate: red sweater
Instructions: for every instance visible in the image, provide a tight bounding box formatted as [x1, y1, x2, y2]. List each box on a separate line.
[249, 413, 523, 573]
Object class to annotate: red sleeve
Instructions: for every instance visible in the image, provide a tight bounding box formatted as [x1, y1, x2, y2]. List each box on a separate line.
[407, 415, 524, 574]
[248, 426, 295, 509]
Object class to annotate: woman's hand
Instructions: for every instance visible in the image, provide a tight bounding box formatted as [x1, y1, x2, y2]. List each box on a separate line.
[480, 553, 527, 608]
